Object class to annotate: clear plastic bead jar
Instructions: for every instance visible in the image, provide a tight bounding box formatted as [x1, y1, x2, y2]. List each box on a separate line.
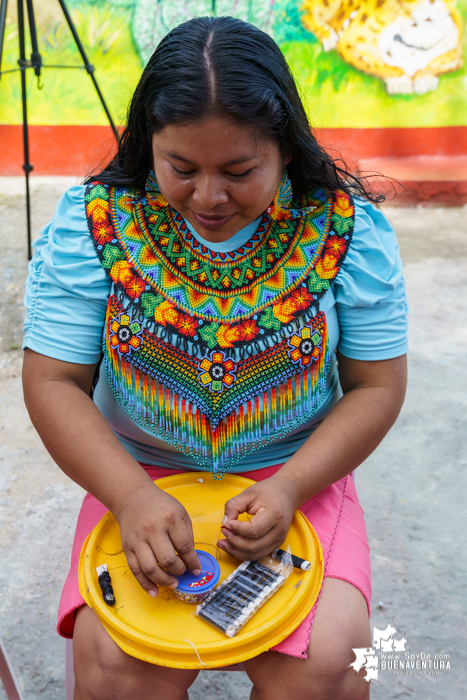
[173, 550, 220, 604]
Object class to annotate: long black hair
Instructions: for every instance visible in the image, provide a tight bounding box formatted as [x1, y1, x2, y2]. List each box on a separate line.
[90, 15, 383, 202]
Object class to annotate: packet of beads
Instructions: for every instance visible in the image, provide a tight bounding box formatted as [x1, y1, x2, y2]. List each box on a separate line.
[195, 549, 293, 637]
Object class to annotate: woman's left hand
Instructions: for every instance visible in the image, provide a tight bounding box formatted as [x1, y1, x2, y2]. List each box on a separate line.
[217, 475, 301, 560]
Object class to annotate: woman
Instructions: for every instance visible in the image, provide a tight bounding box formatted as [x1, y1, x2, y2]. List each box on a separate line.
[22, 15, 407, 700]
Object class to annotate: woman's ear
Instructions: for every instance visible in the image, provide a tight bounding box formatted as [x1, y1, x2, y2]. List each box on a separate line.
[285, 153, 292, 166]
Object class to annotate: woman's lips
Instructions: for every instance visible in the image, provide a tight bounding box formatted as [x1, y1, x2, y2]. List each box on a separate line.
[194, 212, 234, 230]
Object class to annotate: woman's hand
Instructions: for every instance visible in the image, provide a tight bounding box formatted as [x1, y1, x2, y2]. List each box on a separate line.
[115, 483, 202, 596]
[217, 475, 301, 560]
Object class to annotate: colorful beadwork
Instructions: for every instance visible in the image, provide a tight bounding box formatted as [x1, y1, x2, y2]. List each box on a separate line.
[288, 326, 322, 368]
[266, 171, 318, 221]
[188, 572, 215, 588]
[85, 173, 355, 476]
[198, 352, 237, 392]
[173, 589, 212, 604]
[110, 313, 142, 354]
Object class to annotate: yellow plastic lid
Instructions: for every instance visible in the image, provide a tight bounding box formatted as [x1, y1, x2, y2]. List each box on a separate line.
[79, 473, 323, 668]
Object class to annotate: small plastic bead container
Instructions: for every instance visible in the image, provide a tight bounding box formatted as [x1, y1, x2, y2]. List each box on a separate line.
[173, 550, 221, 604]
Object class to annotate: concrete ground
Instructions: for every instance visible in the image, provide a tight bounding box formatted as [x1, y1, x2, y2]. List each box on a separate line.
[0, 176, 466, 699]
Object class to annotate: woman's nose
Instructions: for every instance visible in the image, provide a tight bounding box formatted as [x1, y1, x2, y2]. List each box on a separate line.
[192, 176, 229, 209]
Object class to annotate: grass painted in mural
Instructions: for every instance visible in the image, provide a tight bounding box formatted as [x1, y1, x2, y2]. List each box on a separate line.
[0, 0, 466, 127]
[0, 0, 141, 125]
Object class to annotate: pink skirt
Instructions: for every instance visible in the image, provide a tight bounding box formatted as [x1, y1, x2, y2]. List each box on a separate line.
[58, 464, 371, 660]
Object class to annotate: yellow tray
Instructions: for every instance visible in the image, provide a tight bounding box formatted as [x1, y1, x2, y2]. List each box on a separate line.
[79, 472, 323, 669]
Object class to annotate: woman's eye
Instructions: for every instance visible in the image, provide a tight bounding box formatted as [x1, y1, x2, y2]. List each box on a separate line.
[171, 166, 252, 178]
[227, 169, 252, 178]
[172, 166, 195, 176]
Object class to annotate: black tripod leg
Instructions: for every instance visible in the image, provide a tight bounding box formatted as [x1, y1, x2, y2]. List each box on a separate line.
[0, 0, 8, 76]
[56, 0, 119, 141]
[25, 0, 42, 77]
[17, 0, 33, 260]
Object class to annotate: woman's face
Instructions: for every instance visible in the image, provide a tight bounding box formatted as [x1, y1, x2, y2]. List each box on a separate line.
[152, 115, 290, 243]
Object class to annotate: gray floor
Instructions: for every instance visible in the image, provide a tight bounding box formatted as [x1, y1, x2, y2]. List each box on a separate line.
[0, 177, 466, 699]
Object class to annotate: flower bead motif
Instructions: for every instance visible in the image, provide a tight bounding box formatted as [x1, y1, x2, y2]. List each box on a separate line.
[324, 234, 348, 259]
[176, 314, 199, 337]
[198, 351, 237, 392]
[288, 326, 322, 367]
[110, 313, 142, 354]
[125, 275, 146, 300]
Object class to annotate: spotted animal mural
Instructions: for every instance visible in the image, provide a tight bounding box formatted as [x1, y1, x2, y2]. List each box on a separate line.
[300, 0, 464, 94]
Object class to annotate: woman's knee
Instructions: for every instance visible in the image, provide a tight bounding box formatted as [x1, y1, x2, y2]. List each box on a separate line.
[73, 606, 138, 699]
[307, 579, 371, 699]
[246, 578, 371, 700]
[307, 579, 372, 699]
[306, 629, 371, 700]
[73, 605, 198, 700]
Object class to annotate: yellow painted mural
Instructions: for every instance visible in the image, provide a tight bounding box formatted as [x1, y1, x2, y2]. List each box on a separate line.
[0, 0, 466, 128]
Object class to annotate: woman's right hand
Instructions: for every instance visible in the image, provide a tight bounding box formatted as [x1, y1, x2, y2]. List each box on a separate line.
[115, 483, 201, 596]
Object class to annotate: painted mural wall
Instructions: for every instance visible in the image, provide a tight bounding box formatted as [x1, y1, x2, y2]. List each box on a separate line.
[0, 0, 466, 129]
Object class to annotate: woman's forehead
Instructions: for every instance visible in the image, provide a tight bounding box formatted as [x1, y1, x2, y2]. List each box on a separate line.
[152, 117, 279, 165]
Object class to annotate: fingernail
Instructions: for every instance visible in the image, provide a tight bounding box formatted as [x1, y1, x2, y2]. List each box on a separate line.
[193, 569, 201, 576]
[222, 515, 228, 526]
[148, 589, 157, 598]
[217, 541, 224, 549]
[169, 581, 178, 589]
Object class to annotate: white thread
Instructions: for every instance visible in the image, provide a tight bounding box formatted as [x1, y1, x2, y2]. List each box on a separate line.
[185, 639, 207, 667]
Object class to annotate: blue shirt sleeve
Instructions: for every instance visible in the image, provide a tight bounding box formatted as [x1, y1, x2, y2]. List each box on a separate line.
[333, 198, 408, 361]
[23, 185, 111, 364]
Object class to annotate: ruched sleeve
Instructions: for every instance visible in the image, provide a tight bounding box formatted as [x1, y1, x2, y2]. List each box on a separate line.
[23, 186, 111, 364]
[333, 198, 408, 361]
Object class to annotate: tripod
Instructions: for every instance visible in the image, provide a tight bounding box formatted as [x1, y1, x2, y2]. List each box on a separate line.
[0, 0, 119, 259]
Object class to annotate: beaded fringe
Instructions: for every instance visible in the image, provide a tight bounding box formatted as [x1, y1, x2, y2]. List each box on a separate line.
[104, 327, 330, 478]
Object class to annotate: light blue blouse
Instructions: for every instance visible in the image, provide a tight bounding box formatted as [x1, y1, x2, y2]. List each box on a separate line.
[23, 186, 408, 471]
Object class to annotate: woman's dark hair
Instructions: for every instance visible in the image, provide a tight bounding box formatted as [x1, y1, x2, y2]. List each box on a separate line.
[89, 15, 383, 202]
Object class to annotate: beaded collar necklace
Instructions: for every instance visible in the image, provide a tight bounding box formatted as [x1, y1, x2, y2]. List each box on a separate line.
[85, 172, 355, 476]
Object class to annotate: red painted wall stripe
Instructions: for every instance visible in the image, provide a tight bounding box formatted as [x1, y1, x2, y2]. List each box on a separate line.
[316, 126, 467, 159]
[0, 125, 119, 177]
[1, 124, 466, 176]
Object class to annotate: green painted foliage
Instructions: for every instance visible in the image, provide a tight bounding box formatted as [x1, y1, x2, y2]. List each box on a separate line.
[273, 0, 314, 44]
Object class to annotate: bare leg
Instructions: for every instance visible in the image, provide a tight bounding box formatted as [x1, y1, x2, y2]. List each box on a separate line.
[73, 605, 199, 700]
[244, 578, 372, 700]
